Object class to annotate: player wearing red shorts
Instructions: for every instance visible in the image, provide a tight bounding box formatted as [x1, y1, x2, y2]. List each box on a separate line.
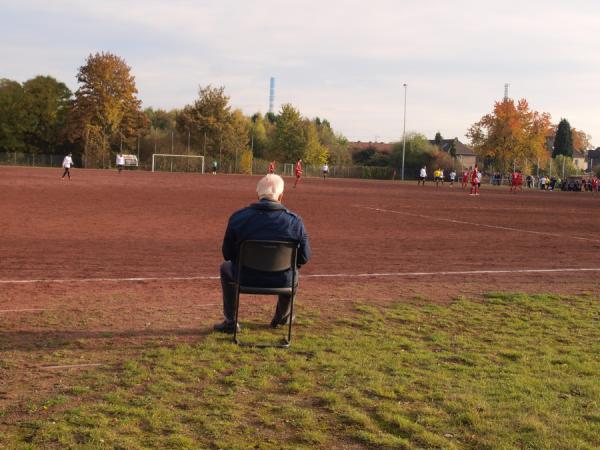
[469, 165, 480, 195]
[461, 169, 469, 189]
[293, 159, 302, 188]
[268, 161, 275, 174]
[510, 170, 522, 193]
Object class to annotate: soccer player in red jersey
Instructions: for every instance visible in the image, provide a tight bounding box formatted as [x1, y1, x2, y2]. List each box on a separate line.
[469, 165, 480, 195]
[293, 159, 303, 188]
[268, 161, 275, 174]
[592, 176, 599, 194]
[461, 168, 469, 189]
[516, 170, 523, 192]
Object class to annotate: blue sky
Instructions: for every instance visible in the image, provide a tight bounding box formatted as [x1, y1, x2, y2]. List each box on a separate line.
[2, 0, 599, 146]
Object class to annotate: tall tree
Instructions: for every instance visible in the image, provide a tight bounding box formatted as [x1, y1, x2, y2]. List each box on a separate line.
[69, 52, 144, 165]
[328, 134, 351, 165]
[0, 79, 29, 152]
[391, 132, 437, 170]
[273, 104, 306, 162]
[22, 75, 72, 154]
[467, 98, 551, 172]
[434, 131, 443, 147]
[176, 85, 232, 157]
[553, 119, 573, 157]
[303, 120, 329, 165]
[249, 113, 269, 158]
[223, 109, 250, 168]
[571, 128, 591, 152]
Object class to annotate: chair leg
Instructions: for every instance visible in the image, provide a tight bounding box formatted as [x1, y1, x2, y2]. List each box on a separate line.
[286, 294, 295, 344]
[233, 288, 240, 344]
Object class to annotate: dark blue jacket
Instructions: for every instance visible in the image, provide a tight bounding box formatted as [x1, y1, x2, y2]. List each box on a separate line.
[222, 199, 311, 287]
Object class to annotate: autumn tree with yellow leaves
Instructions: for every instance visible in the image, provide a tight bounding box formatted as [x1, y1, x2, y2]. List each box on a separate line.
[69, 52, 146, 167]
[467, 99, 551, 173]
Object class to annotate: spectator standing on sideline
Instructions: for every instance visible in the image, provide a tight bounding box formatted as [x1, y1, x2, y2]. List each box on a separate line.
[214, 174, 311, 333]
[418, 166, 427, 186]
[61, 153, 74, 180]
[116, 152, 125, 173]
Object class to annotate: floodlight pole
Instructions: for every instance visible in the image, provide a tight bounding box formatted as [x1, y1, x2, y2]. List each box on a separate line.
[401, 83, 407, 181]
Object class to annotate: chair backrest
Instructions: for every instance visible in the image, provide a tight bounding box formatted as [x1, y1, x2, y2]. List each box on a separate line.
[238, 240, 298, 273]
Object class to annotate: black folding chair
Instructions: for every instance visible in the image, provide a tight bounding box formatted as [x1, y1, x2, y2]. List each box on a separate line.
[232, 240, 299, 348]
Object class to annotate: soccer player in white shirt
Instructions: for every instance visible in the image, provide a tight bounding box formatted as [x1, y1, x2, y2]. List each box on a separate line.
[61, 153, 74, 180]
[418, 166, 427, 186]
[449, 170, 456, 187]
[116, 152, 125, 173]
[322, 163, 329, 180]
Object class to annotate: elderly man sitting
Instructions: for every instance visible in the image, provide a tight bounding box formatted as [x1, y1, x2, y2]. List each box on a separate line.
[214, 174, 311, 333]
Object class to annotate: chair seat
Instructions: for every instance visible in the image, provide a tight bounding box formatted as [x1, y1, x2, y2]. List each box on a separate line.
[233, 240, 300, 347]
[239, 286, 293, 295]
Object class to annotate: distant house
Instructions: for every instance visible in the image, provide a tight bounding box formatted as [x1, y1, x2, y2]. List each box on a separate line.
[589, 148, 600, 171]
[545, 130, 590, 170]
[429, 138, 477, 169]
[572, 150, 587, 171]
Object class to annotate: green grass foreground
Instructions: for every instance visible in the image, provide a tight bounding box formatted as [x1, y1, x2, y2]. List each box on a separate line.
[4, 293, 600, 449]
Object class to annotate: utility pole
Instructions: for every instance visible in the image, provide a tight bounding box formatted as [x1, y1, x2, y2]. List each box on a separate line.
[401, 83, 407, 181]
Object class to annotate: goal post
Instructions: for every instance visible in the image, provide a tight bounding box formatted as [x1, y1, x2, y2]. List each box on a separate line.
[283, 163, 294, 177]
[151, 154, 205, 174]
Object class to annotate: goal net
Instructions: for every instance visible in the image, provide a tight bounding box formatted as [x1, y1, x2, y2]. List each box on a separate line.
[152, 154, 205, 174]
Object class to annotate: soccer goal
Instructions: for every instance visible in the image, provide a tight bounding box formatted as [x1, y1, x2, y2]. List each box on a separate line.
[151, 154, 205, 174]
[283, 163, 294, 176]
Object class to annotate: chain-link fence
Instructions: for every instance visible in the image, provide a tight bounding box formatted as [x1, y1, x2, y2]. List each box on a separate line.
[1, 151, 398, 181]
[0, 152, 84, 168]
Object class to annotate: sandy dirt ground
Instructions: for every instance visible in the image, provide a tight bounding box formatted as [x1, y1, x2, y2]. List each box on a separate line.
[1, 165, 599, 423]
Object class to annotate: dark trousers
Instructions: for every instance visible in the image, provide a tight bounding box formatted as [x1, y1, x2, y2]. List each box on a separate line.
[220, 261, 292, 323]
[61, 167, 70, 178]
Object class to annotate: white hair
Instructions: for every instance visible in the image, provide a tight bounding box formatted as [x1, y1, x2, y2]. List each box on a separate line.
[256, 174, 285, 200]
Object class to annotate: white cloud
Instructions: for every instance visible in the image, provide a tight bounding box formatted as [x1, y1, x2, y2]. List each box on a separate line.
[2, 0, 600, 145]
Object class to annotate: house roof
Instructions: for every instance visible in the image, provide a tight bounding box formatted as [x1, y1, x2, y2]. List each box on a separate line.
[588, 148, 600, 158]
[429, 138, 476, 156]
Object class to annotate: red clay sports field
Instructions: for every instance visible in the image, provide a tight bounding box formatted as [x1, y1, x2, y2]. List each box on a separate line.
[1, 165, 599, 400]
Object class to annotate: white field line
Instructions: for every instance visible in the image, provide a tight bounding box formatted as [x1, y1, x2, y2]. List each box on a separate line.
[354, 205, 600, 244]
[1, 267, 600, 287]
[0, 275, 219, 285]
[0, 308, 48, 312]
[0, 303, 222, 313]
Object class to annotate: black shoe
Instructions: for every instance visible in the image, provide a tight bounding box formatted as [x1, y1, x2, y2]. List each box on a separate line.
[270, 314, 296, 328]
[213, 321, 241, 334]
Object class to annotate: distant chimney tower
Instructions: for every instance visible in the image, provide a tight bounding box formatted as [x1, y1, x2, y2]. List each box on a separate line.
[504, 83, 510, 101]
[269, 77, 275, 113]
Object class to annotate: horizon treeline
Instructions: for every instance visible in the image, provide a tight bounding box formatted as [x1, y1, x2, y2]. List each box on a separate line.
[0, 52, 351, 169]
